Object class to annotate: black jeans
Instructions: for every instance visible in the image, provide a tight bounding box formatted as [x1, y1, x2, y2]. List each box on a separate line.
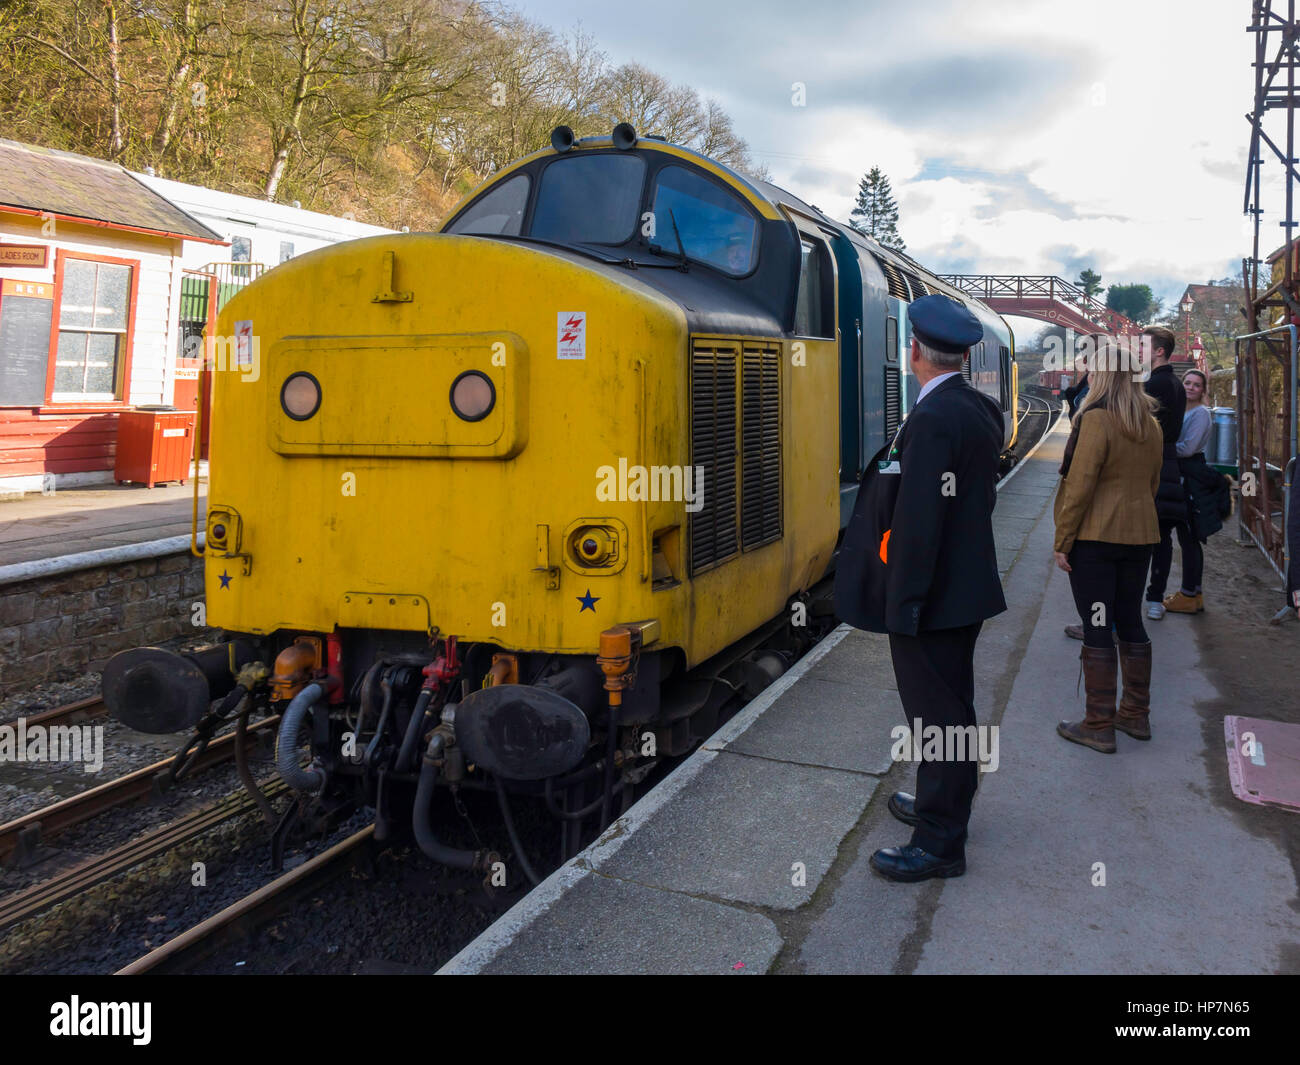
[1067, 540, 1153, 648]
[1148, 520, 1202, 599]
[888, 622, 983, 861]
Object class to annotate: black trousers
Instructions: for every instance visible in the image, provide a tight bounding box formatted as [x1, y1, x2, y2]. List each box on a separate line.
[1147, 520, 1202, 599]
[887, 622, 982, 861]
[1068, 540, 1152, 648]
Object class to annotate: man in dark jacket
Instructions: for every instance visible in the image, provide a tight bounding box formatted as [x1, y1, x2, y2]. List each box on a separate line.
[835, 294, 1007, 883]
[1141, 326, 1188, 619]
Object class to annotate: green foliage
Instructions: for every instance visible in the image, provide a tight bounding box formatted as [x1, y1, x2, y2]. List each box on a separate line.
[0, 0, 764, 230]
[1075, 268, 1103, 298]
[1105, 282, 1159, 324]
[850, 166, 904, 250]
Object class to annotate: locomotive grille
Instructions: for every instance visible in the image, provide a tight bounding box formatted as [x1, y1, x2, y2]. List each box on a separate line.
[740, 343, 782, 549]
[962, 341, 976, 382]
[900, 268, 929, 299]
[884, 365, 901, 439]
[877, 258, 911, 301]
[689, 341, 739, 573]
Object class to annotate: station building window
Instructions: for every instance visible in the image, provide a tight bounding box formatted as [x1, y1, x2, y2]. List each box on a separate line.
[51, 255, 135, 403]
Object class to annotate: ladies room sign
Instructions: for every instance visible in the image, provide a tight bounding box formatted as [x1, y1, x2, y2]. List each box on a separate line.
[0, 244, 49, 269]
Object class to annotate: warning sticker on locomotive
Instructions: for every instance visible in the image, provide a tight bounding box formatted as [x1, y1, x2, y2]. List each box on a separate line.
[557, 312, 586, 360]
[235, 320, 254, 367]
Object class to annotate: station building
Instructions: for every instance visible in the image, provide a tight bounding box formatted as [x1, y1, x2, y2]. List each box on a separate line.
[0, 139, 225, 494]
[0, 139, 392, 495]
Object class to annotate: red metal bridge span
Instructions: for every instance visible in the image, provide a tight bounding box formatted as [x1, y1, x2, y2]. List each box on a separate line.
[940, 274, 1139, 336]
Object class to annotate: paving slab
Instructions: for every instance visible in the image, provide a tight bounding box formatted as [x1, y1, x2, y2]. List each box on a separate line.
[725, 673, 901, 776]
[477, 871, 783, 975]
[594, 748, 878, 909]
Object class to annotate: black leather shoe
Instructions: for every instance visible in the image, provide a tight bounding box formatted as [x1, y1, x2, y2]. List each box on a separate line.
[869, 845, 965, 883]
[888, 791, 920, 827]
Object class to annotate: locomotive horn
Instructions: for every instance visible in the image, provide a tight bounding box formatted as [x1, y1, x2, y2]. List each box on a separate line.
[102, 641, 257, 733]
[550, 125, 576, 153]
[612, 122, 638, 150]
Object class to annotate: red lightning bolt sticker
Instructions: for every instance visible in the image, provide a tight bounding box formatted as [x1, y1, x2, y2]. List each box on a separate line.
[557, 311, 586, 360]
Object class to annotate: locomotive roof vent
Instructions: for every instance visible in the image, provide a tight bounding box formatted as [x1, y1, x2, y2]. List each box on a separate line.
[551, 125, 576, 153]
[612, 122, 637, 150]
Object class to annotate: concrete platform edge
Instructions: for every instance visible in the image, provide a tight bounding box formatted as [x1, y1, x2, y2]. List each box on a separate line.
[0, 532, 205, 589]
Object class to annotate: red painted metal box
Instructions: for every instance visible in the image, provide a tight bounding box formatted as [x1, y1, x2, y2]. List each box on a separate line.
[113, 408, 195, 488]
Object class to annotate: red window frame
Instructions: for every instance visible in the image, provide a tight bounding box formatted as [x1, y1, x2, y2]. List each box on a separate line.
[41, 248, 140, 410]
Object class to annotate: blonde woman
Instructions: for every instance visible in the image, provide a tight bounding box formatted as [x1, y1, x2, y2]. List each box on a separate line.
[1053, 344, 1163, 752]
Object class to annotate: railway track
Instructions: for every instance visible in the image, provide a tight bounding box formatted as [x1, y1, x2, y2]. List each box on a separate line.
[0, 778, 289, 934]
[0, 715, 278, 867]
[1, 696, 108, 731]
[116, 825, 375, 975]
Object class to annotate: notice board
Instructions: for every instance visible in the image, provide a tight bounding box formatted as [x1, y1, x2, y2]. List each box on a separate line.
[0, 280, 53, 405]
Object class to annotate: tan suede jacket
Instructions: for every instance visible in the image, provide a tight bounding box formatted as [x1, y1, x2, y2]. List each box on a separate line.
[1053, 408, 1163, 553]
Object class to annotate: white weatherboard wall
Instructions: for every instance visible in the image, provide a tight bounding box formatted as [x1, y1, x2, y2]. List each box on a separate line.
[135, 173, 394, 274]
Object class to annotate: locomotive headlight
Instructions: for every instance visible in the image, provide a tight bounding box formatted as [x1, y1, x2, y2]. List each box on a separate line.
[568, 525, 617, 567]
[281, 372, 322, 420]
[450, 370, 496, 422]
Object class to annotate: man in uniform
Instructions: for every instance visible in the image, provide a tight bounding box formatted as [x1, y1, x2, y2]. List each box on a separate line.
[835, 294, 1007, 882]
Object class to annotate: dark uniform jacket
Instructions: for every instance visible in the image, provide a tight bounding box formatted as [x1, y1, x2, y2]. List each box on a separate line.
[834, 375, 1007, 636]
[1144, 363, 1189, 525]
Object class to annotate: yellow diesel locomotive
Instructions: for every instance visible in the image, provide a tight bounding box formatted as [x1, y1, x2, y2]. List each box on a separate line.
[104, 124, 1017, 874]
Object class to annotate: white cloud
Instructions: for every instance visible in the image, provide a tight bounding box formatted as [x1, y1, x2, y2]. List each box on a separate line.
[519, 0, 1273, 303]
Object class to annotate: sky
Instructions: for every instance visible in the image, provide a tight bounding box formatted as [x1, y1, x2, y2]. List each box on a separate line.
[515, 0, 1274, 337]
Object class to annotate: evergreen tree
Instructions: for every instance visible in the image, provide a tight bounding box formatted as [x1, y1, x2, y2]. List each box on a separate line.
[850, 167, 905, 250]
[1076, 268, 1103, 298]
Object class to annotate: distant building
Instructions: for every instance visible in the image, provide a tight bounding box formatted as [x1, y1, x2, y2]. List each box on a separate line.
[133, 172, 392, 278]
[1176, 282, 1246, 372]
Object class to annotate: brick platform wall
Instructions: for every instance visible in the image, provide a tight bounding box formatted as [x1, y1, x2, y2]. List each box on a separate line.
[0, 552, 211, 697]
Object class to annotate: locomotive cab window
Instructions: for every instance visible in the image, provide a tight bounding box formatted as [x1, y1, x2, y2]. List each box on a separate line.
[793, 237, 834, 339]
[531, 154, 645, 245]
[650, 165, 758, 275]
[447, 174, 530, 236]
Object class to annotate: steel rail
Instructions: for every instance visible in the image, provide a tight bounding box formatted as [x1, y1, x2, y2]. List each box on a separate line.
[116, 825, 375, 975]
[0, 696, 108, 731]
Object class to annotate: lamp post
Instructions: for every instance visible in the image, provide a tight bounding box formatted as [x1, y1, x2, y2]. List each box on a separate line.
[1180, 294, 1194, 365]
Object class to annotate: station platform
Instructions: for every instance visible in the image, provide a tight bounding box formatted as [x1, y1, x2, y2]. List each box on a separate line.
[0, 477, 205, 568]
[442, 412, 1298, 975]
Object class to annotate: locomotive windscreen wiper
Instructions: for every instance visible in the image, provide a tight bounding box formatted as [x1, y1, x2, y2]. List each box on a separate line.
[645, 208, 689, 271]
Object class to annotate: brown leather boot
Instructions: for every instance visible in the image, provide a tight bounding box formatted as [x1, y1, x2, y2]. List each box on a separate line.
[1114, 640, 1153, 740]
[1057, 645, 1118, 753]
